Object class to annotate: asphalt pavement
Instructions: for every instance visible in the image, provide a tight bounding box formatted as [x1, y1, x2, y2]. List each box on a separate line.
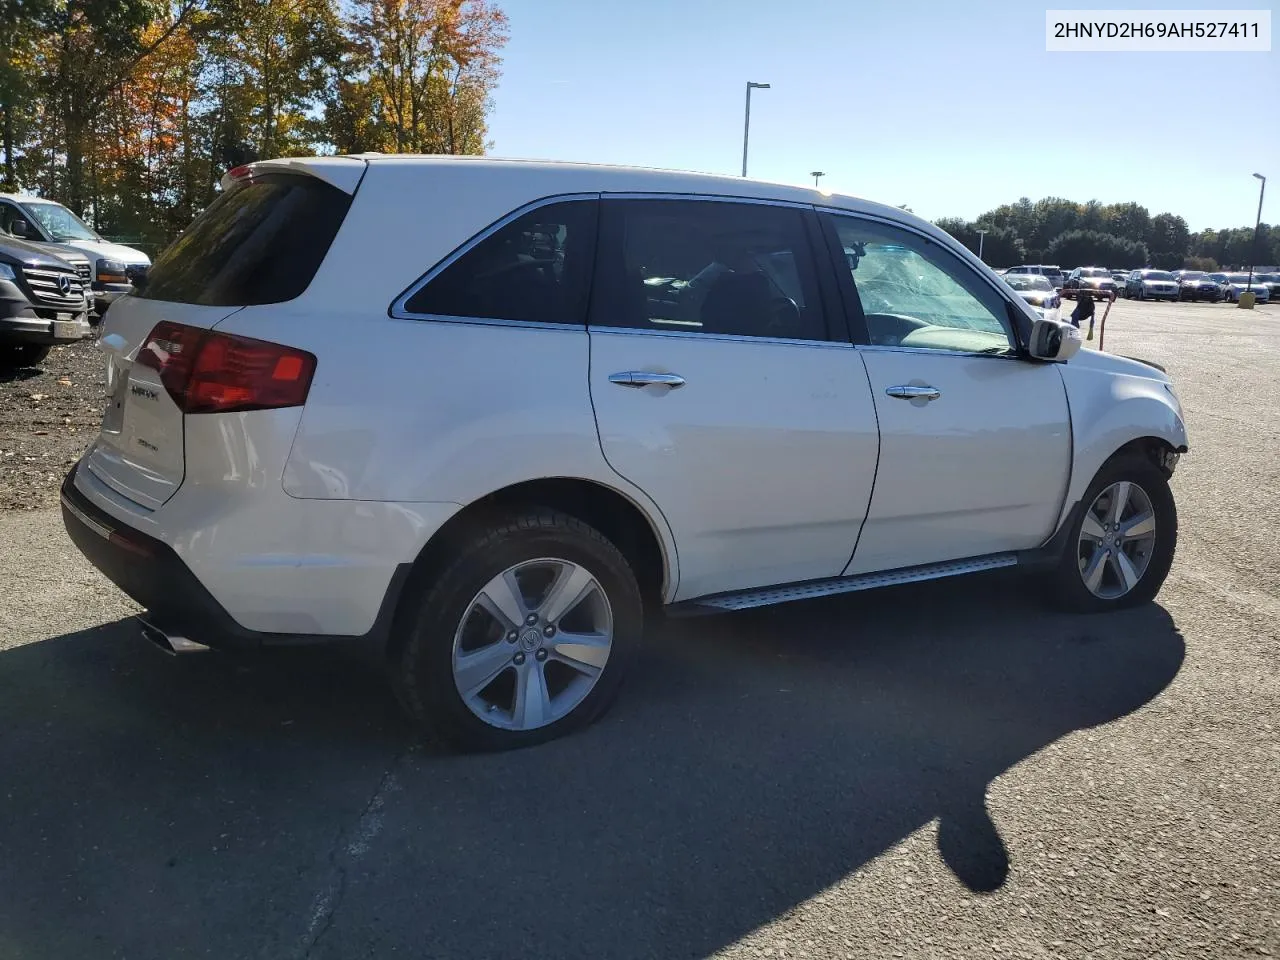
[0, 299, 1277, 959]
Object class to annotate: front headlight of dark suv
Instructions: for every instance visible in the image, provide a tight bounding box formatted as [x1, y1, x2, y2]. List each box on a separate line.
[0, 262, 16, 281]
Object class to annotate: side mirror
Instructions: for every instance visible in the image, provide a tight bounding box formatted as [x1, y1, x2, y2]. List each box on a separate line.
[1029, 317, 1082, 362]
[10, 219, 30, 239]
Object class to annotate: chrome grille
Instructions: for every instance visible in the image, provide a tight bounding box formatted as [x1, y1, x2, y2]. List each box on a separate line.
[73, 261, 92, 282]
[22, 266, 87, 308]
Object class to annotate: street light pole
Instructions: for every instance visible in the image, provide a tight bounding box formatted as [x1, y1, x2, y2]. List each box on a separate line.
[977, 229, 987, 261]
[1247, 172, 1266, 293]
[741, 82, 770, 177]
[811, 170, 825, 188]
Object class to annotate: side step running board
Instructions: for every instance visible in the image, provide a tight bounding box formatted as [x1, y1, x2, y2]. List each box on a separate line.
[670, 553, 1019, 615]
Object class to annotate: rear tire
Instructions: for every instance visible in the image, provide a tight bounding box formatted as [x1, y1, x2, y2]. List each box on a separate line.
[1048, 455, 1177, 613]
[0, 344, 51, 371]
[389, 510, 644, 752]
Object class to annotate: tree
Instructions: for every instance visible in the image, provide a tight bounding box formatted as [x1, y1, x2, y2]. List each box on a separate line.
[1028, 198, 1083, 260]
[1145, 213, 1191, 270]
[0, 0, 55, 189]
[34, 0, 202, 213]
[344, 0, 507, 154]
[978, 197, 1035, 246]
[1100, 202, 1150, 244]
[1183, 256, 1219, 271]
[1045, 230, 1148, 269]
[935, 218, 1025, 268]
[202, 0, 345, 161]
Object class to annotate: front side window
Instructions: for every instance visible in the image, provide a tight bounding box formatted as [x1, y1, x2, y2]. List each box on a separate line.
[404, 200, 598, 325]
[827, 215, 1015, 354]
[590, 199, 827, 341]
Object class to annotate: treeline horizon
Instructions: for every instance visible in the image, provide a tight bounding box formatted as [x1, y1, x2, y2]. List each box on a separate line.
[936, 196, 1276, 271]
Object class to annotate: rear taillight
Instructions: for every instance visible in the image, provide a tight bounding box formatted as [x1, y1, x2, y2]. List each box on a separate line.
[134, 321, 316, 414]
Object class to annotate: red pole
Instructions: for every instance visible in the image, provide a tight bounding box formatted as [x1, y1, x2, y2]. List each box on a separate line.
[1098, 290, 1116, 351]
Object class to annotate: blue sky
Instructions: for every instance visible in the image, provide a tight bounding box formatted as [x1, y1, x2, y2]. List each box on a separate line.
[487, 0, 1277, 231]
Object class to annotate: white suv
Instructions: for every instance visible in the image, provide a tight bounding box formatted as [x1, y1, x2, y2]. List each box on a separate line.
[61, 157, 1188, 751]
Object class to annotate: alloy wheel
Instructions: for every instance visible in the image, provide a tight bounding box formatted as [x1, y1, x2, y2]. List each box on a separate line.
[452, 558, 614, 730]
[1076, 481, 1158, 600]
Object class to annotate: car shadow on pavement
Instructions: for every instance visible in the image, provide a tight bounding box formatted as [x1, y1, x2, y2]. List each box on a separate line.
[0, 573, 1184, 960]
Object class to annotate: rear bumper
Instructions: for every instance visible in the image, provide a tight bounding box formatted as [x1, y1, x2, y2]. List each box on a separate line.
[60, 465, 410, 653]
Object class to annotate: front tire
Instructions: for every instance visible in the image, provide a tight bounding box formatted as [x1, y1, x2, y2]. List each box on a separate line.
[1049, 455, 1177, 613]
[389, 510, 644, 751]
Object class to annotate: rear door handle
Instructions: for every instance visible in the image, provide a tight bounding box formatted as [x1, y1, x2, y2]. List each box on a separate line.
[885, 385, 941, 401]
[609, 372, 686, 389]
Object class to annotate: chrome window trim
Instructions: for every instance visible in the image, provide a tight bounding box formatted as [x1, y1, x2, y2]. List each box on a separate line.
[587, 324, 853, 350]
[386, 314, 587, 333]
[856, 343, 1022, 362]
[389, 192, 601, 322]
[391, 191, 818, 325]
[814, 205, 1034, 348]
[600, 191, 814, 210]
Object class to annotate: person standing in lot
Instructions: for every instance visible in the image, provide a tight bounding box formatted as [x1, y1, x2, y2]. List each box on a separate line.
[1070, 290, 1095, 331]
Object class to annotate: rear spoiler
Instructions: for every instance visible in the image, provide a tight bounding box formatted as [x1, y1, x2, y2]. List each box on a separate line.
[218, 156, 370, 195]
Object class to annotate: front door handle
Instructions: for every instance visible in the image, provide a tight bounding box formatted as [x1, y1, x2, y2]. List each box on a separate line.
[885, 385, 941, 401]
[609, 372, 686, 389]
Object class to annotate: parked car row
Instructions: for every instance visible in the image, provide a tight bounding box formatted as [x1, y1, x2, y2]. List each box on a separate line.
[997, 262, 1275, 305]
[0, 192, 153, 370]
[0, 192, 151, 318]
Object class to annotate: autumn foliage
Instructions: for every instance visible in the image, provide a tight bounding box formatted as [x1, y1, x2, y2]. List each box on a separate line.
[0, 0, 508, 247]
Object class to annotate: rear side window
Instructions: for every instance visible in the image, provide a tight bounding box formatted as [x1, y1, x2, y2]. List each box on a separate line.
[590, 198, 827, 341]
[140, 173, 352, 306]
[402, 200, 598, 325]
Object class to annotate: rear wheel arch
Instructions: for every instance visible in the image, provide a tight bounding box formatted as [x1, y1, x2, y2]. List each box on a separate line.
[387, 477, 674, 655]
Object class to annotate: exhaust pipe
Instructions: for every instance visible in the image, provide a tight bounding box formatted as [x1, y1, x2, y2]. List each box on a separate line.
[137, 617, 210, 655]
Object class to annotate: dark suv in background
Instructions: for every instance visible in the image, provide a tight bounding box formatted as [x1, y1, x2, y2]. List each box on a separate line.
[1063, 266, 1119, 300]
[0, 235, 92, 370]
[1171, 270, 1223, 301]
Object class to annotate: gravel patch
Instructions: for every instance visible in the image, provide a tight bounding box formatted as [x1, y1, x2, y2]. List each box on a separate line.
[0, 337, 105, 511]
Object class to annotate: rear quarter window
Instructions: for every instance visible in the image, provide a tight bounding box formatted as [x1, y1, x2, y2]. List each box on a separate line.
[140, 173, 352, 306]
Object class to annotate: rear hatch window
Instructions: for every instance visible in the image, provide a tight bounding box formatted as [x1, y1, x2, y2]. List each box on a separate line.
[81, 171, 352, 510]
[139, 173, 352, 306]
